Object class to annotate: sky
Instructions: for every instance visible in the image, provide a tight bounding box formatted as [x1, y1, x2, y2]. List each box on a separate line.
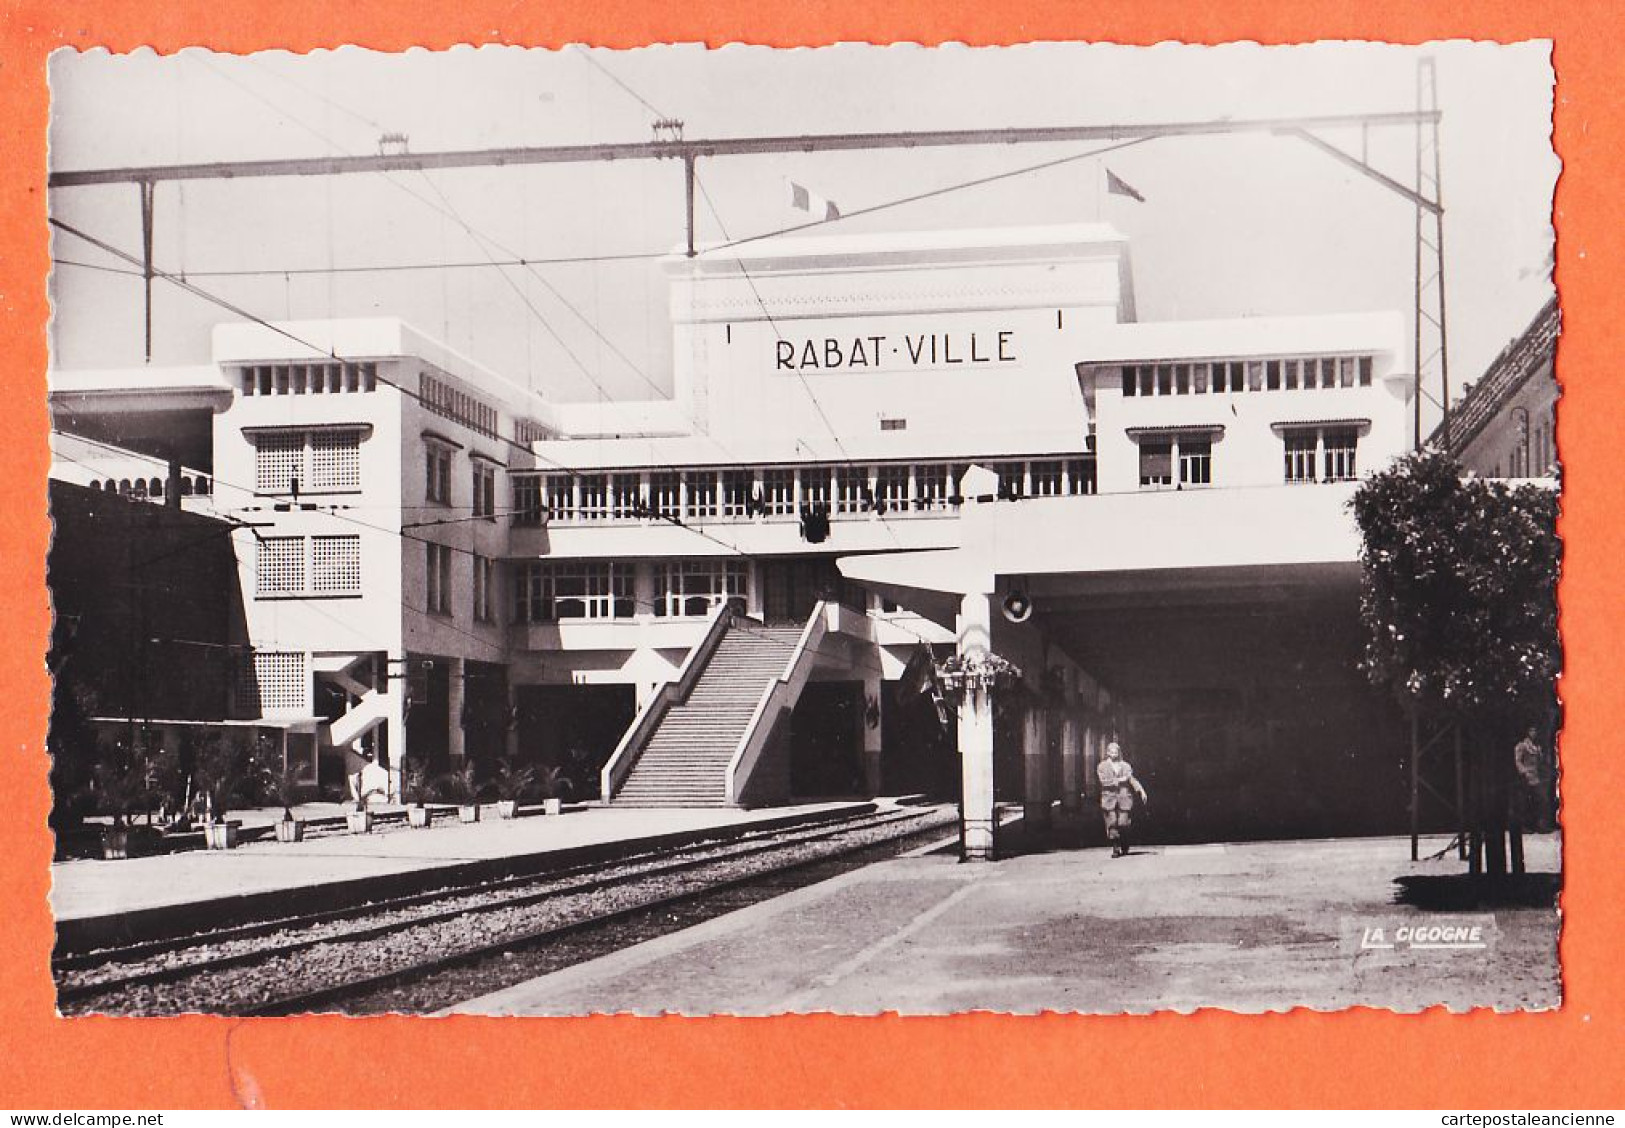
[46, 41, 1556, 430]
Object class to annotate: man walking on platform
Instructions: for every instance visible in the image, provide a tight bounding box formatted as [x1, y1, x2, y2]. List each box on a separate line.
[1098, 740, 1149, 857]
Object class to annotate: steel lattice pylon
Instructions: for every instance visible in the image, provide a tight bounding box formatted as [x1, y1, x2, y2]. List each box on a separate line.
[1415, 57, 1452, 449]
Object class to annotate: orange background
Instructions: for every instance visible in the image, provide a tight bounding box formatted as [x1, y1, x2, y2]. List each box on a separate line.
[2, 2, 1621, 1110]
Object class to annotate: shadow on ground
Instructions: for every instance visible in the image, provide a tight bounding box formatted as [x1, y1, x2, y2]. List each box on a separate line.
[1393, 872, 1562, 910]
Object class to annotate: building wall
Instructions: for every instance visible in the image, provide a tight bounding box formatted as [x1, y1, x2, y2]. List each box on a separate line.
[1441, 296, 1559, 478]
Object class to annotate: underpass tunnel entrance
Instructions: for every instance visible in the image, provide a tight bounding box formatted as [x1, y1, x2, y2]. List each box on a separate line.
[1033, 565, 1410, 843]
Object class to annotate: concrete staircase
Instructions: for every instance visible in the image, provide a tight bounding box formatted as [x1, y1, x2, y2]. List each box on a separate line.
[613, 622, 806, 807]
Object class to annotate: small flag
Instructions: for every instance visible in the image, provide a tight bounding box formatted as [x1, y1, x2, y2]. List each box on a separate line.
[789, 179, 841, 221]
[1106, 168, 1146, 203]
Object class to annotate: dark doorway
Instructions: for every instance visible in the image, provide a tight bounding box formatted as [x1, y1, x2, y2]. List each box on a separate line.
[790, 680, 865, 798]
[515, 684, 638, 800]
[404, 657, 451, 776]
[880, 681, 956, 797]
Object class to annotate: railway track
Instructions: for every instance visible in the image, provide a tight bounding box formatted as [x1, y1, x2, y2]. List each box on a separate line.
[56, 803, 958, 1016]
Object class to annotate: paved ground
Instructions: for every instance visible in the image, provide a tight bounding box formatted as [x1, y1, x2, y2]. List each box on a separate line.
[50, 800, 869, 923]
[451, 823, 1563, 1016]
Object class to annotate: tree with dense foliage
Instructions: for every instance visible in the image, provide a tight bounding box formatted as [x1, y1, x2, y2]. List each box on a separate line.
[1352, 449, 1560, 874]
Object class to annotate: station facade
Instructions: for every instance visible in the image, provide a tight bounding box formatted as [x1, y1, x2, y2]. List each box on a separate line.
[49, 222, 1419, 846]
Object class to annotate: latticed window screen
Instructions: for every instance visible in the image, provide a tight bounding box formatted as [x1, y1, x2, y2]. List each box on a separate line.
[311, 535, 362, 594]
[309, 431, 362, 489]
[254, 432, 305, 494]
[257, 537, 306, 595]
[253, 650, 310, 714]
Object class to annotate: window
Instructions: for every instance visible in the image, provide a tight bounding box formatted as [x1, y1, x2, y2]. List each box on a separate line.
[239, 363, 375, 397]
[834, 466, 868, 515]
[579, 474, 609, 521]
[1281, 426, 1361, 484]
[800, 466, 831, 511]
[721, 470, 754, 518]
[1179, 437, 1212, 486]
[996, 462, 1026, 500]
[876, 465, 910, 513]
[238, 650, 310, 715]
[1138, 432, 1214, 489]
[257, 537, 306, 596]
[1029, 460, 1063, 497]
[308, 431, 362, 490]
[915, 464, 949, 510]
[512, 475, 546, 526]
[425, 442, 452, 505]
[1139, 440, 1172, 488]
[420, 373, 498, 438]
[311, 535, 362, 594]
[252, 428, 364, 495]
[653, 560, 749, 617]
[473, 555, 495, 623]
[254, 432, 305, 495]
[472, 462, 496, 519]
[513, 562, 635, 622]
[761, 469, 796, 517]
[1065, 456, 1098, 496]
[426, 542, 453, 615]
[685, 471, 718, 520]
[611, 474, 642, 520]
[1284, 432, 1318, 484]
[544, 474, 575, 523]
[1323, 428, 1358, 481]
[879, 418, 908, 431]
[258, 535, 360, 597]
[648, 472, 682, 520]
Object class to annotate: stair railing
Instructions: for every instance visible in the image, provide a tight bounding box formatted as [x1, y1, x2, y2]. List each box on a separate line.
[725, 601, 831, 805]
[600, 600, 736, 803]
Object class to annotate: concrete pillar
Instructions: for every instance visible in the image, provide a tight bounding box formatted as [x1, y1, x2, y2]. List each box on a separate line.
[1022, 706, 1052, 832]
[1061, 713, 1084, 812]
[384, 652, 408, 803]
[862, 672, 884, 795]
[958, 590, 997, 861]
[446, 656, 467, 768]
[164, 457, 183, 510]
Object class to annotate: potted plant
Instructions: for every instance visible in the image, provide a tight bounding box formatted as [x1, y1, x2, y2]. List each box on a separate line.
[491, 757, 535, 819]
[273, 762, 306, 843]
[537, 764, 574, 816]
[403, 764, 433, 829]
[193, 731, 247, 851]
[92, 736, 154, 860]
[437, 763, 484, 823]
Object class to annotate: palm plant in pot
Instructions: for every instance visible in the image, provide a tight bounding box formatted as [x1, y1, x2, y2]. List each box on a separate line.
[92, 735, 154, 860]
[403, 764, 433, 829]
[491, 756, 535, 819]
[437, 762, 484, 823]
[537, 764, 574, 816]
[193, 731, 247, 851]
[273, 762, 306, 843]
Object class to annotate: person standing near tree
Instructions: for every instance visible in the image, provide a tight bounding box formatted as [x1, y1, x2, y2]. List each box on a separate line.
[1512, 725, 1552, 833]
[1098, 740, 1149, 857]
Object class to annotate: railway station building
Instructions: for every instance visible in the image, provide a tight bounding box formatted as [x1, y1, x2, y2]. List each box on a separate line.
[48, 222, 1419, 852]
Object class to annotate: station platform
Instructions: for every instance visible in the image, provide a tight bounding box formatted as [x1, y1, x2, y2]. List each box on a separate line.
[50, 800, 876, 948]
[448, 826, 1563, 1015]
